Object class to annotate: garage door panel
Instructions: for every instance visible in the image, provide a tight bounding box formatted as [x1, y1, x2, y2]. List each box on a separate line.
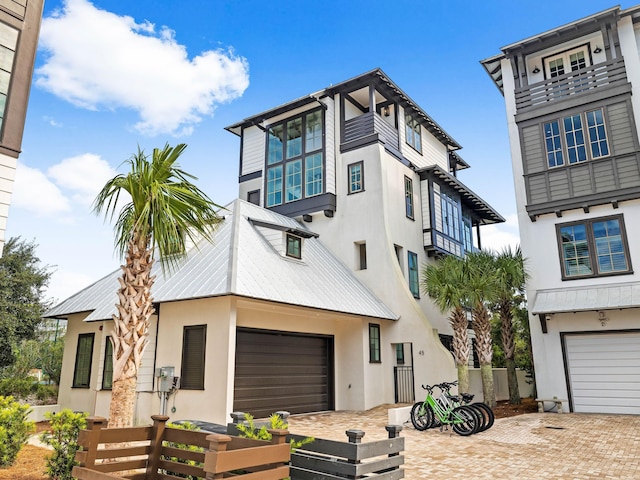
[234, 329, 333, 417]
[565, 332, 640, 414]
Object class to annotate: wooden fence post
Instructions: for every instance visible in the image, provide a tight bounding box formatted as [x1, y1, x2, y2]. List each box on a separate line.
[145, 414, 169, 479]
[205, 434, 232, 480]
[80, 416, 107, 468]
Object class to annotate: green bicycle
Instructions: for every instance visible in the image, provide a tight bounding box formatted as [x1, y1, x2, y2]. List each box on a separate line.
[410, 383, 480, 436]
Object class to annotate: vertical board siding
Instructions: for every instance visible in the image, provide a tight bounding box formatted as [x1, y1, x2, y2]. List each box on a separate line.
[325, 97, 336, 195]
[241, 126, 265, 176]
[522, 125, 545, 174]
[607, 102, 635, 156]
[433, 183, 443, 232]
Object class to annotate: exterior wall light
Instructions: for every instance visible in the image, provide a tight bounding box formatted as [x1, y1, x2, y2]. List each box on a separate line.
[594, 46, 602, 53]
[532, 66, 540, 74]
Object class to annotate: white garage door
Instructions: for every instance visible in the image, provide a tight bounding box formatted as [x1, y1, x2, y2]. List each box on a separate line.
[565, 332, 640, 414]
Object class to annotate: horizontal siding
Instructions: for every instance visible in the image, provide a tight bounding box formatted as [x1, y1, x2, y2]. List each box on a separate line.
[527, 176, 549, 204]
[617, 156, 640, 189]
[522, 125, 545, 174]
[325, 97, 336, 195]
[593, 162, 616, 192]
[0, 0, 26, 19]
[548, 170, 569, 200]
[255, 226, 284, 255]
[420, 129, 448, 171]
[433, 183, 442, 232]
[608, 102, 636, 156]
[241, 126, 265, 176]
[420, 179, 430, 230]
[137, 316, 157, 392]
[569, 165, 592, 196]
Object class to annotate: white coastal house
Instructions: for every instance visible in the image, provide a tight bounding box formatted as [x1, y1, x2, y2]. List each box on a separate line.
[48, 69, 503, 424]
[482, 6, 640, 414]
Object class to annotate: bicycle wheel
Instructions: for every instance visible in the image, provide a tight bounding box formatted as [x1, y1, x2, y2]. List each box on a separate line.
[467, 404, 487, 432]
[451, 405, 479, 436]
[410, 402, 432, 431]
[472, 402, 495, 431]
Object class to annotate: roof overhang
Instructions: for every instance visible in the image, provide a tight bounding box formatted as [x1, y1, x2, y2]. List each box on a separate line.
[417, 165, 505, 225]
[532, 282, 640, 315]
[248, 218, 319, 238]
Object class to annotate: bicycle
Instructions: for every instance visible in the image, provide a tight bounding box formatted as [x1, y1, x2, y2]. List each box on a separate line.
[410, 383, 480, 436]
[437, 380, 495, 432]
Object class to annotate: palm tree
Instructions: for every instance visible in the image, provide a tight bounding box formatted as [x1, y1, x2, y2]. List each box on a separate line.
[465, 250, 499, 408]
[494, 246, 528, 405]
[93, 143, 222, 428]
[422, 255, 471, 393]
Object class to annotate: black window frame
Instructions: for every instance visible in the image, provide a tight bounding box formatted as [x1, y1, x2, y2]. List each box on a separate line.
[556, 214, 632, 280]
[264, 107, 325, 208]
[348, 161, 364, 194]
[180, 325, 207, 390]
[369, 323, 381, 363]
[408, 251, 420, 298]
[404, 176, 414, 220]
[286, 233, 302, 259]
[247, 189, 260, 205]
[101, 336, 113, 390]
[72, 333, 95, 389]
[358, 242, 367, 270]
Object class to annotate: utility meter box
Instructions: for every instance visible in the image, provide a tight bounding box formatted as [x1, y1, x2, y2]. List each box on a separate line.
[156, 366, 175, 392]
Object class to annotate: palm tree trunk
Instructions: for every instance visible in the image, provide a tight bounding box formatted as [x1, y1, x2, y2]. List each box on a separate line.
[500, 303, 521, 405]
[451, 306, 470, 393]
[473, 304, 495, 407]
[108, 236, 155, 428]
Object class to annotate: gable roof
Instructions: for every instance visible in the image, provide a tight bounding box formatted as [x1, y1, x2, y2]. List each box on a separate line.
[45, 199, 398, 322]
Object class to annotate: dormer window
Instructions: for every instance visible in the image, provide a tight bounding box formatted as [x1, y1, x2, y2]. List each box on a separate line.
[543, 45, 589, 79]
[265, 109, 324, 208]
[286, 234, 302, 259]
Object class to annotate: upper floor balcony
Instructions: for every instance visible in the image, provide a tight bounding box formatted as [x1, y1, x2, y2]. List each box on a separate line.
[342, 110, 399, 153]
[515, 58, 628, 119]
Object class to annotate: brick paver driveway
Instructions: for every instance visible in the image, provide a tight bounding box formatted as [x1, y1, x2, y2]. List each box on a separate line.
[287, 407, 640, 479]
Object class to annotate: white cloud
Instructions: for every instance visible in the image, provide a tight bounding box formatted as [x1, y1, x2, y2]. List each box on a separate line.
[480, 213, 521, 253]
[48, 153, 117, 206]
[35, 0, 250, 136]
[13, 162, 71, 216]
[43, 116, 63, 127]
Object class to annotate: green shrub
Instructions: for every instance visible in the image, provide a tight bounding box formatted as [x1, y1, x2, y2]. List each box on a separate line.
[0, 395, 34, 466]
[0, 377, 34, 398]
[236, 413, 314, 451]
[35, 384, 58, 403]
[165, 421, 204, 480]
[40, 409, 87, 480]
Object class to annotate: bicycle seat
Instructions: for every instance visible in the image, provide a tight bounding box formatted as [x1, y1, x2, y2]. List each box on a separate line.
[461, 393, 474, 402]
[446, 394, 461, 403]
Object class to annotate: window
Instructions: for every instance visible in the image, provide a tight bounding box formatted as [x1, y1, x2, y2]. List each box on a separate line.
[369, 324, 380, 363]
[408, 251, 420, 298]
[348, 161, 364, 194]
[286, 234, 302, 259]
[181, 325, 206, 390]
[395, 344, 405, 365]
[404, 176, 414, 219]
[102, 337, 113, 390]
[441, 192, 460, 241]
[463, 217, 473, 253]
[0, 22, 18, 131]
[544, 45, 588, 78]
[72, 333, 94, 388]
[247, 190, 260, 205]
[543, 108, 609, 168]
[266, 109, 324, 207]
[358, 242, 367, 270]
[405, 113, 422, 152]
[557, 215, 631, 279]
[394, 245, 404, 273]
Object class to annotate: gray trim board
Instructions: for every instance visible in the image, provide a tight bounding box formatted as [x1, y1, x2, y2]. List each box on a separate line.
[239, 170, 262, 183]
[269, 193, 337, 218]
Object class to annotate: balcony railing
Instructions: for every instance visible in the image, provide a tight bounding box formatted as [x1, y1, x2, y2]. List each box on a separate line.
[343, 111, 399, 149]
[515, 58, 628, 112]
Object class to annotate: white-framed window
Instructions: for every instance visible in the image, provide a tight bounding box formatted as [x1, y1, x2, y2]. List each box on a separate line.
[348, 161, 364, 194]
[266, 108, 324, 207]
[543, 45, 589, 78]
[557, 215, 632, 280]
[543, 108, 609, 168]
[405, 113, 422, 152]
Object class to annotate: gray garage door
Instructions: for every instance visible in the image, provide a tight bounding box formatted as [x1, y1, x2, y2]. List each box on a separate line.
[234, 329, 333, 418]
[565, 332, 640, 414]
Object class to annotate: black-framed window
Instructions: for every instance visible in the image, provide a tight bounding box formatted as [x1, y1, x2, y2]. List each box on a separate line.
[441, 191, 460, 241]
[369, 324, 380, 363]
[408, 251, 420, 298]
[247, 189, 260, 205]
[181, 325, 206, 390]
[266, 109, 324, 207]
[72, 333, 94, 388]
[405, 113, 422, 152]
[557, 214, 632, 280]
[102, 337, 113, 390]
[358, 242, 367, 270]
[395, 344, 405, 365]
[543, 107, 609, 169]
[404, 176, 414, 219]
[286, 234, 302, 259]
[348, 161, 364, 194]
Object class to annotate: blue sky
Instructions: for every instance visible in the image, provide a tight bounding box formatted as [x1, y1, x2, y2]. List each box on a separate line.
[9, 0, 625, 302]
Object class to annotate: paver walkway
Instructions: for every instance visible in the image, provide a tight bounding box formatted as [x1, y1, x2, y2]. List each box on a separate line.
[287, 407, 640, 479]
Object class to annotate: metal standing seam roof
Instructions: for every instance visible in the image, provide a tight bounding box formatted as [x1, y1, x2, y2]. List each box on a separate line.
[531, 282, 640, 314]
[44, 199, 398, 322]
